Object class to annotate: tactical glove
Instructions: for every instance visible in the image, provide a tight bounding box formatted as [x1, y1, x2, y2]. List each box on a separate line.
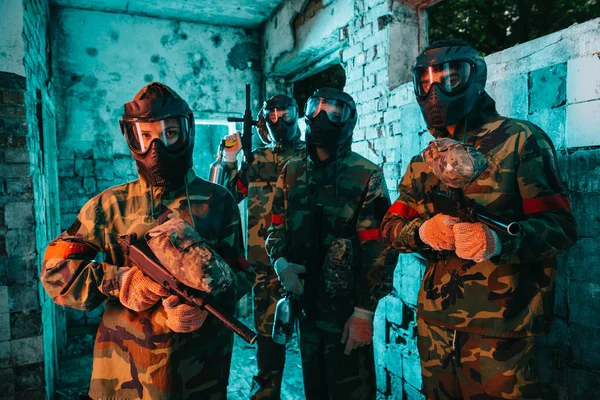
[273, 258, 306, 295]
[342, 307, 374, 355]
[162, 295, 208, 333]
[118, 266, 168, 312]
[418, 214, 461, 251]
[453, 222, 502, 262]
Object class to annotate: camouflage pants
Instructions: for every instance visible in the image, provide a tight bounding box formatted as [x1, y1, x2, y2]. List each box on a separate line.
[417, 318, 541, 399]
[298, 318, 376, 400]
[251, 263, 286, 399]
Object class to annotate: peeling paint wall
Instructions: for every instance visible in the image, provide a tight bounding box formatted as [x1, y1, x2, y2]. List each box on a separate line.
[0, 0, 25, 76]
[51, 7, 262, 231]
[261, 0, 354, 81]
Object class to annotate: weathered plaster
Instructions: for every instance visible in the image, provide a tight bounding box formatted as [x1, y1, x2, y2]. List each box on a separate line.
[51, 7, 262, 157]
[0, 0, 25, 76]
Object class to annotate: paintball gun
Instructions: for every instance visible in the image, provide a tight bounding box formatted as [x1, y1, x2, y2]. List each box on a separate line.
[227, 84, 258, 164]
[427, 185, 521, 236]
[117, 233, 258, 344]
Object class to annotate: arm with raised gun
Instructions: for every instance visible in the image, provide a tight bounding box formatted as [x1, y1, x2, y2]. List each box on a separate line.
[227, 84, 258, 164]
[117, 233, 258, 344]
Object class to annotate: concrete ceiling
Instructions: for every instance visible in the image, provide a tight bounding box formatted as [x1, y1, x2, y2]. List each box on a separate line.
[50, 0, 287, 28]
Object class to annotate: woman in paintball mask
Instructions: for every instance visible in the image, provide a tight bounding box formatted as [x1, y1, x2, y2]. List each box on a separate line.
[41, 82, 255, 399]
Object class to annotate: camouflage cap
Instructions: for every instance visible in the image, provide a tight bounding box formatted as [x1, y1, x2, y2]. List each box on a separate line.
[423, 138, 488, 188]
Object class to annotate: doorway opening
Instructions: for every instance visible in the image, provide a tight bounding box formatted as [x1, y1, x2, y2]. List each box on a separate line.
[293, 64, 347, 135]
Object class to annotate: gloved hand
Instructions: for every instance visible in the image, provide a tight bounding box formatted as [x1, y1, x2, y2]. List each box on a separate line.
[119, 266, 168, 312]
[453, 222, 502, 262]
[223, 132, 242, 162]
[419, 214, 461, 251]
[273, 258, 306, 295]
[342, 307, 374, 355]
[162, 295, 208, 333]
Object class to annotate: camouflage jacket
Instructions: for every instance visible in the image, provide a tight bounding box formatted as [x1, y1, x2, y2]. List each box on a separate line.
[265, 143, 398, 325]
[42, 169, 254, 399]
[224, 141, 306, 267]
[381, 94, 578, 337]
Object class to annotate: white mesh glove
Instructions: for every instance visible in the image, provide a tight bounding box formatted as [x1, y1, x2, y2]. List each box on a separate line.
[273, 258, 306, 295]
[453, 222, 502, 262]
[341, 307, 374, 355]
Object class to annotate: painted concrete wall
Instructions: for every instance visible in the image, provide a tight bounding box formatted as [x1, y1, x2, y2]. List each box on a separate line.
[0, 0, 25, 76]
[51, 6, 262, 231]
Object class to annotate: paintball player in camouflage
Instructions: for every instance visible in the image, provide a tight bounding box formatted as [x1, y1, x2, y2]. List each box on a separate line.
[41, 82, 254, 399]
[222, 94, 306, 399]
[381, 39, 579, 399]
[266, 88, 398, 399]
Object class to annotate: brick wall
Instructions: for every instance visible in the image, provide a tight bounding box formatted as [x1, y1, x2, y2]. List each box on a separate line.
[0, 0, 61, 398]
[341, 2, 428, 397]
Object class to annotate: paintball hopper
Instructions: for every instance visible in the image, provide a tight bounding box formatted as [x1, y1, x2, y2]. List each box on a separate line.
[423, 138, 489, 188]
[145, 217, 234, 294]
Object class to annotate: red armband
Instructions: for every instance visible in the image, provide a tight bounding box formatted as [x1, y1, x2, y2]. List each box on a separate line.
[237, 180, 248, 197]
[272, 213, 285, 225]
[43, 240, 98, 262]
[387, 202, 419, 220]
[522, 194, 571, 215]
[357, 228, 382, 242]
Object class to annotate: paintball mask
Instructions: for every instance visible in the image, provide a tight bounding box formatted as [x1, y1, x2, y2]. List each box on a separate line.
[304, 87, 357, 157]
[262, 94, 300, 144]
[120, 82, 195, 187]
[413, 45, 487, 129]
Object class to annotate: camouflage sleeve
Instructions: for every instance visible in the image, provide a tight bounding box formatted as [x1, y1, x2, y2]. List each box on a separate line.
[223, 161, 249, 204]
[355, 170, 399, 311]
[381, 160, 428, 252]
[41, 197, 120, 311]
[216, 192, 255, 303]
[499, 128, 578, 263]
[265, 165, 288, 264]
